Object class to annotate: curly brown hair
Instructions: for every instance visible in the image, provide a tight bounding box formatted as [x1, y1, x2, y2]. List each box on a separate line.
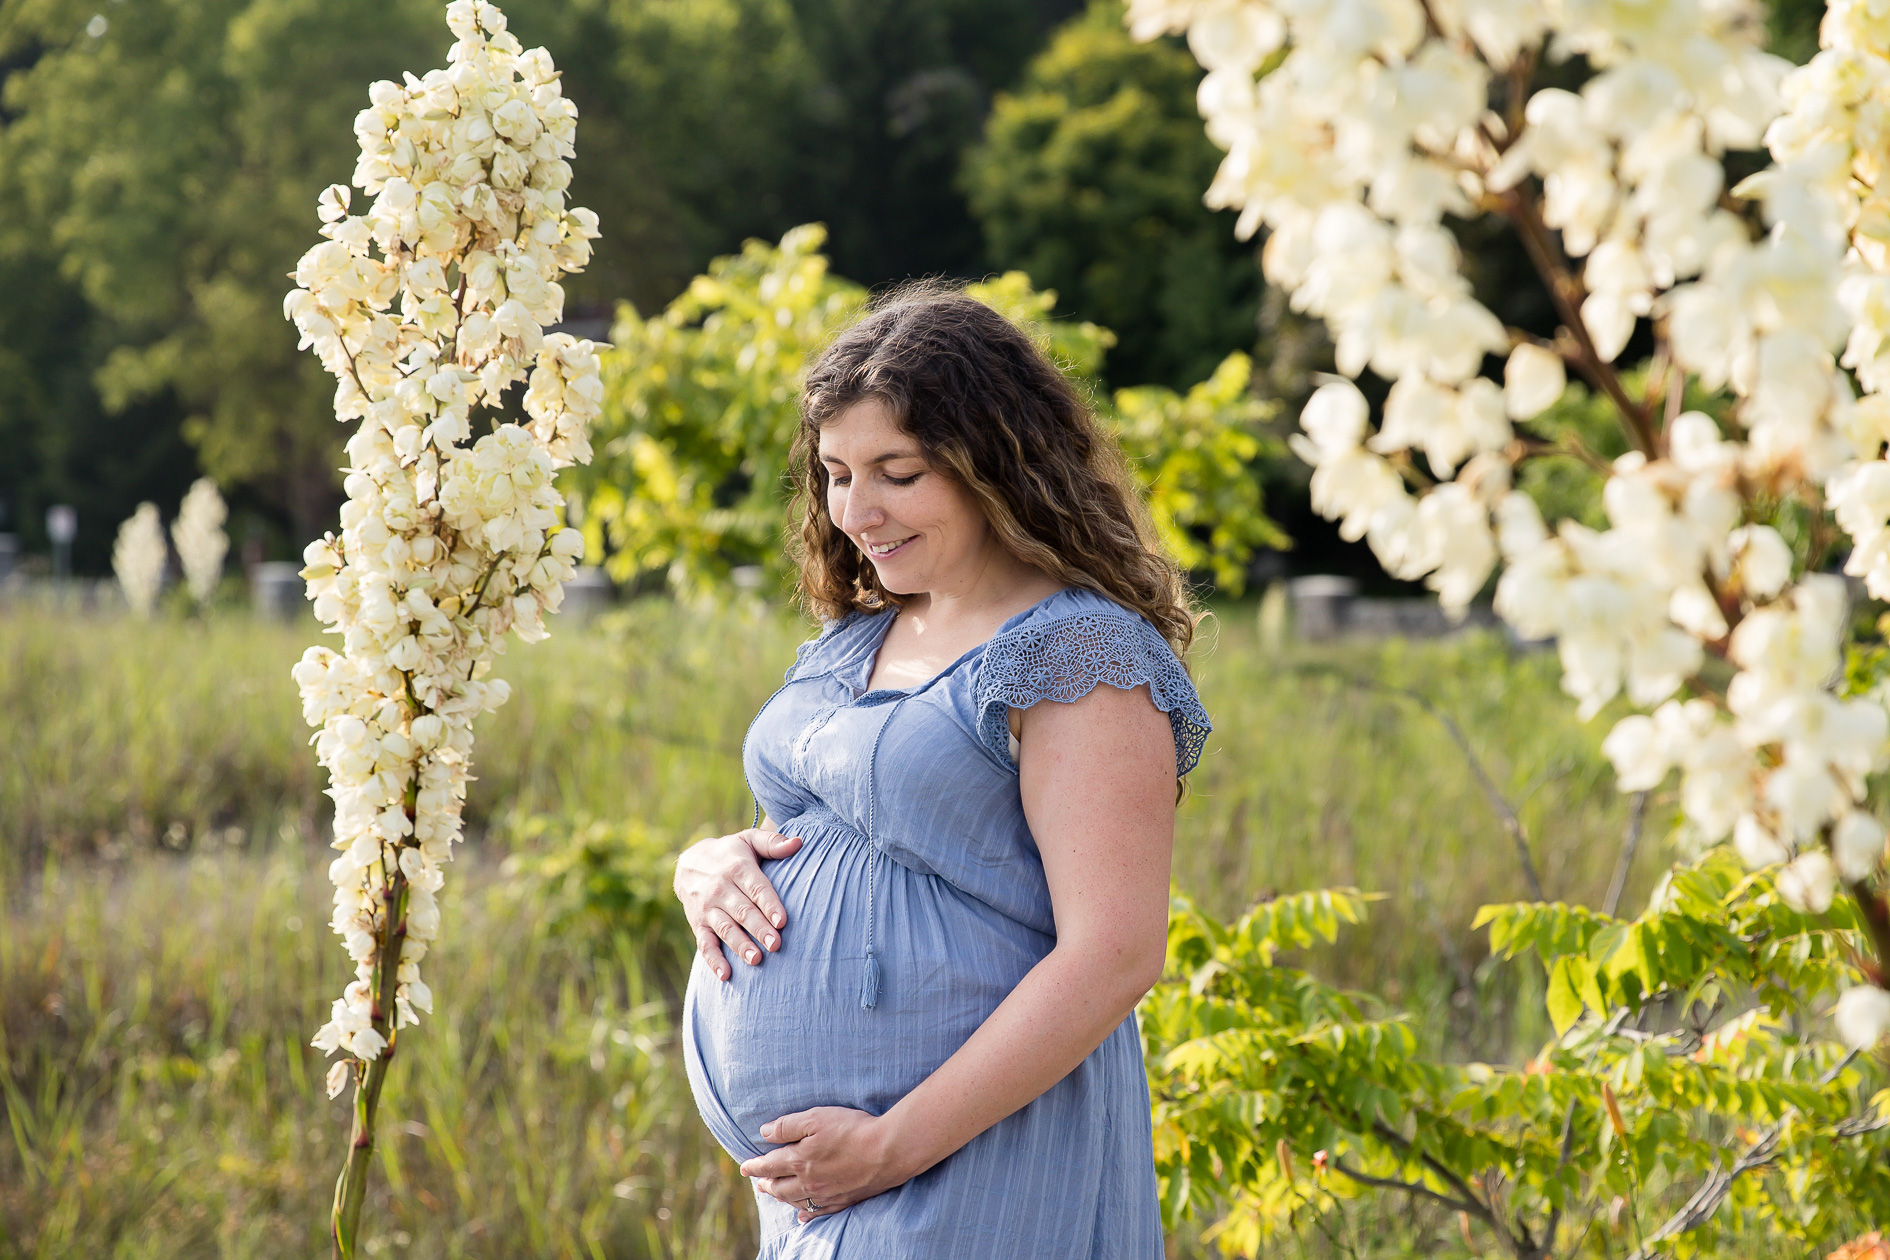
[788, 283, 1198, 657]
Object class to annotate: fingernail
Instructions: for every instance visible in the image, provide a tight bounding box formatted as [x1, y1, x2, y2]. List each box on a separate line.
[772, 913, 785, 928]
[765, 935, 777, 949]
[747, 950, 760, 964]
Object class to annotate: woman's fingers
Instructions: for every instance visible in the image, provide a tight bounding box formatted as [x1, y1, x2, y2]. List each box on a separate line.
[693, 923, 730, 981]
[795, 1202, 845, 1223]
[756, 1174, 846, 1219]
[739, 868, 790, 935]
[747, 828, 804, 861]
[723, 895, 780, 954]
[704, 907, 763, 966]
[759, 1110, 819, 1143]
[741, 1148, 795, 1180]
[741, 831, 800, 930]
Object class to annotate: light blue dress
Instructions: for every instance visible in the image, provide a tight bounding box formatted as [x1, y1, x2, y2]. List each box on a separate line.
[682, 586, 1211, 1258]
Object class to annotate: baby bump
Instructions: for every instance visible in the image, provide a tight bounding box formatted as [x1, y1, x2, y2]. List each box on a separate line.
[683, 812, 1051, 1160]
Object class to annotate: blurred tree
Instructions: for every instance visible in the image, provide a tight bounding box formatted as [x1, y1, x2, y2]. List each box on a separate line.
[780, 0, 1083, 285]
[0, 0, 446, 547]
[961, 0, 1261, 391]
[574, 225, 1285, 599]
[1767, 0, 1826, 64]
[520, 0, 828, 315]
[0, 0, 1081, 568]
[0, 248, 197, 571]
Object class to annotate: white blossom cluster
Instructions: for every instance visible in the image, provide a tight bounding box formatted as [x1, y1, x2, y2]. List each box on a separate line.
[171, 478, 229, 609]
[1138, 0, 1890, 1046]
[113, 502, 167, 618]
[284, 0, 601, 1093]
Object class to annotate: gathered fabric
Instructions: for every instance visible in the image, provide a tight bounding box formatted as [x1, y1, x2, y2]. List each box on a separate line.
[682, 587, 1210, 1259]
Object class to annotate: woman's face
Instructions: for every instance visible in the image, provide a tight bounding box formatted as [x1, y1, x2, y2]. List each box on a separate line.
[819, 398, 994, 597]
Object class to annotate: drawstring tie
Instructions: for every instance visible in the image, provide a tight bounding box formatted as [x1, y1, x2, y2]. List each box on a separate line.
[860, 699, 900, 1010]
[861, 851, 884, 1008]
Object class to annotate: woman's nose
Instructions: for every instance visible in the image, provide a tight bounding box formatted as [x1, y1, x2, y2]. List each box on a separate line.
[840, 484, 883, 535]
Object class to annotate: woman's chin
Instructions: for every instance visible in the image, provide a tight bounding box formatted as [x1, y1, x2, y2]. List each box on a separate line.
[870, 562, 922, 595]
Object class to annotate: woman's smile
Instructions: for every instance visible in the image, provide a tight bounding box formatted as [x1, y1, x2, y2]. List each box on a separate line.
[865, 535, 917, 559]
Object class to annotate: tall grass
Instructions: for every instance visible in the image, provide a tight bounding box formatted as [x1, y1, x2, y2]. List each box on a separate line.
[0, 600, 1650, 1256]
[0, 601, 803, 864]
[0, 842, 755, 1259]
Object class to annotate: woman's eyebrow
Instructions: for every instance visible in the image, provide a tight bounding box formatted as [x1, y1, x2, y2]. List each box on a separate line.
[820, 450, 922, 466]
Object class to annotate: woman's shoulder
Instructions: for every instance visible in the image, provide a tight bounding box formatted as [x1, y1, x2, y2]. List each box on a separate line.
[974, 585, 1210, 774]
[785, 605, 890, 682]
[995, 586, 1174, 655]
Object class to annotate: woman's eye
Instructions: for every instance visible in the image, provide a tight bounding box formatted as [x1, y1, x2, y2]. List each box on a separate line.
[830, 475, 851, 487]
[887, 472, 922, 487]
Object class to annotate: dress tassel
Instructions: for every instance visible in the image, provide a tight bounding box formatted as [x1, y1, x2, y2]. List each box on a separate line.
[861, 951, 881, 1009]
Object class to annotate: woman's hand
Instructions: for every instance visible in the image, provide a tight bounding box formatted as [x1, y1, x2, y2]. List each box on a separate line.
[740, 1107, 914, 1222]
[673, 828, 804, 980]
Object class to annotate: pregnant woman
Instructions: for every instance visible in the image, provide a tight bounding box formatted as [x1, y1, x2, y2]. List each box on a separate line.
[672, 287, 1211, 1258]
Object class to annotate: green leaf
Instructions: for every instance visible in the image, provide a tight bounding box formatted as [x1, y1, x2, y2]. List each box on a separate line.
[1547, 957, 1586, 1034]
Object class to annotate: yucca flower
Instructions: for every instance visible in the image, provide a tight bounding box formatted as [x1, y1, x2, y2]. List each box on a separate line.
[283, 2, 600, 1252]
[1145, 0, 1890, 1047]
[112, 503, 167, 618]
[171, 478, 229, 609]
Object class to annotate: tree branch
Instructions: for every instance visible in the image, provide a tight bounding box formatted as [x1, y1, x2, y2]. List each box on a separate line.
[1329, 1157, 1485, 1218]
[1843, 880, 1890, 986]
[1623, 1125, 1779, 1259]
[1495, 188, 1658, 458]
[1367, 1118, 1510, 1242]
[1384, 681, 1546, 901]
[1602, 792, 1648, 917]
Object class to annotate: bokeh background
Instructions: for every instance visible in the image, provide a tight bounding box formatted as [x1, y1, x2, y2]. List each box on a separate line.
[0, 0, 1841, 1256]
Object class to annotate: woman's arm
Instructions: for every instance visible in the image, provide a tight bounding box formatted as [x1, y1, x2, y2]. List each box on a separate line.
[739, 680, 1175, 1217]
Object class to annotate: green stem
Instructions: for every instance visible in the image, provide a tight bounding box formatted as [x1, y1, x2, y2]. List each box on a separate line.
[330, 859, 412, 1257]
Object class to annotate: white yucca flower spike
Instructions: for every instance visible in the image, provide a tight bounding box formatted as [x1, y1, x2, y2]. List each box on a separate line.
[1153, 0, 1890, 1046]
[171, 478, 229, 608]
[284, 2, 603, 1248]
[112, 503, 167, 618]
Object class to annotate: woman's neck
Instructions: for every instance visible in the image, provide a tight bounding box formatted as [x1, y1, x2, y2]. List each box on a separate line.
[897, 547, 1064, 642]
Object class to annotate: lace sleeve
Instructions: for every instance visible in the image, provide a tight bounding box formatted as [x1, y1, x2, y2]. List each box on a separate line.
[976, 612, 1211, 776]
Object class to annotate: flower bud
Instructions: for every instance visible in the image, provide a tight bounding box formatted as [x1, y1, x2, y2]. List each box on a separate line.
[1776, 851, 1838, 915]
[1836, 985, 1890, 1050]
[1833, 811, 1887, 882]
[1503, 343, 1565, 419]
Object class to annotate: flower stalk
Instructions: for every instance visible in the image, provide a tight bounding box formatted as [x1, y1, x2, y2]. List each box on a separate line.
[283, 1, 603, 1249]
[332, 874, 408, 1258]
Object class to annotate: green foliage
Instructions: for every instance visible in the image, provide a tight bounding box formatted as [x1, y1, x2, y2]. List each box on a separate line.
[1114, 354, 1288, 591]
[962, 0, 1261, 391]
[576, 225, 1285, 599]
[0, 0, 1080, 562]
[576, 225, 864, 599]
[501, 813, 695, 992]
[1147, 849, 1890, 1258]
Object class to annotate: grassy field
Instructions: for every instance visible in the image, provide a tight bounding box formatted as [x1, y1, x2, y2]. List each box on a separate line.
[0, 600, 1645, 1258]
